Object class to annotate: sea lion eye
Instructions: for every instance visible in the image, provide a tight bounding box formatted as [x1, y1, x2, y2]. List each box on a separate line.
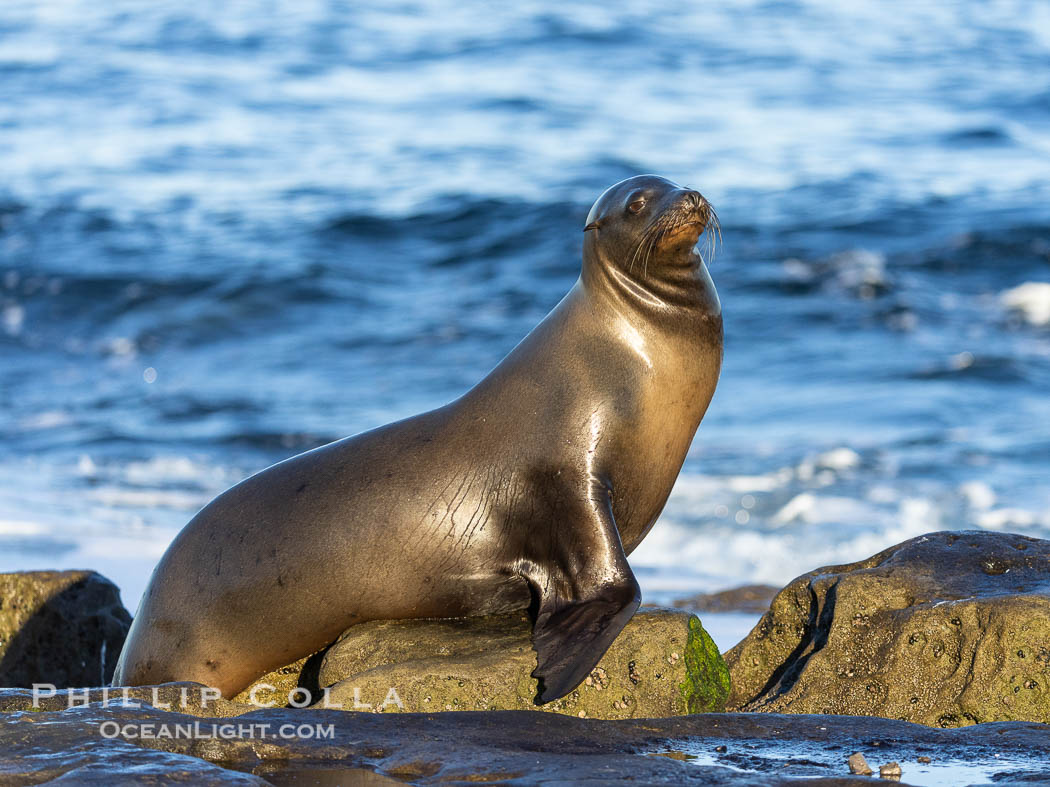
[628, 199, 645, 214]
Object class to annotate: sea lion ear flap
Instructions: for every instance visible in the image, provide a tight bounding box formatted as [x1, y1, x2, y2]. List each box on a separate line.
[583, 220, 600, 232]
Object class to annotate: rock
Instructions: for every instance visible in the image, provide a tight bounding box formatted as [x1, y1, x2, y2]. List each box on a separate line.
[236, 609, 730, 718]
[725, 531, 1050, 726]
[674, 584, 780, 614]
[879, 761, 902, 778]
[848, 752, 872, 775]
[5, 696, 1050, 785]
[0, 570, 131, 688]
[230, 652, 324, 708]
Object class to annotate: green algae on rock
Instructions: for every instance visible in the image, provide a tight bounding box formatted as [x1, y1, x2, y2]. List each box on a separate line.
[725, 531, 1050, 726]
[238, 609, 729, 718]
[0, 571, 131, 688]
[679, 615, 731, 714]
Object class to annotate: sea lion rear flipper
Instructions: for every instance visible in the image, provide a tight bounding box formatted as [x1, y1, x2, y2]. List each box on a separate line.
[525, 487, 641, 704]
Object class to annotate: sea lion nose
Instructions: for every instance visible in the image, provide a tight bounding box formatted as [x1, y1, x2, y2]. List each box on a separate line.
[675, 190, 706, 220]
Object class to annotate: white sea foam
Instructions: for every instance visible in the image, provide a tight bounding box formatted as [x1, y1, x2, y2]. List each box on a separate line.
[103, 336, 137, 357]
[977, 508, 1048, 530]
[633, 500, 945, 593]
[0, 520, 46, 536]
[671, 446, 863, 508]
[773, 493, 881, 525]
[2, 303, 24, 336]
[17, 410, 73, 430]
[76, 454, 98, 476]
[78, 535, 174, 560]
[724, 473, 790, 493]
[866, 485, 900, 503]
[959, 480, 996, 510]
[123, 455, 233, 487]
[814, 447, 863, 471]
[1001, 282, 1050, 326]
[797, 448, 862, 482]
[88, 487, 208, 510]
[831, 249, 889, 298]
[74, 455, 237, 498]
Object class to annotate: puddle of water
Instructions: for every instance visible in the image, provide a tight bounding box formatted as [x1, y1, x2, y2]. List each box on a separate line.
[893, 759, 1031, 787]
[242, 767, 401, 786]
[661, 741, 1038, 787]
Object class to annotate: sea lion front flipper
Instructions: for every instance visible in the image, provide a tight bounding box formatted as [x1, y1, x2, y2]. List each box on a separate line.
[525, 484, 641, 704]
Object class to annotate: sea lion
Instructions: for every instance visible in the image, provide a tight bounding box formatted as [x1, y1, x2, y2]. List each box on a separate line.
[112, 175, 723, 703]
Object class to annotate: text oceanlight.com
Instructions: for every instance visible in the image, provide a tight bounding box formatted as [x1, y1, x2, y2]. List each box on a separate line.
[99, 721, 334, 740]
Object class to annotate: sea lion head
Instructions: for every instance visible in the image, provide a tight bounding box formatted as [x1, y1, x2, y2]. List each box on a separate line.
[582, 175, 718, 279]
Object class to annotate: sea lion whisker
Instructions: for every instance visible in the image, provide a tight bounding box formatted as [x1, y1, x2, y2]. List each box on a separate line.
[627, 238, 644, 273]
[638, 222, 665, 279]
[701, 207, 722, 264]
[642, 232, 657, 279]
[643, 222, 672, 278]
[629, 220, 662, 273]
[626, 225, 649, 272]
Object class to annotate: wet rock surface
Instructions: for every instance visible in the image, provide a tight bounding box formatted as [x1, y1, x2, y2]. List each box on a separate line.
[2, 695, 1050, 785]
[241, 609, 730, 718]
[0, 570, 131, 688]
[725, 531, 1050, 725]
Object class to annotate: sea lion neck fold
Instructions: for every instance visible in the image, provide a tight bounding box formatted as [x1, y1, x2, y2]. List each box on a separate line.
[582, 174, 720, 323]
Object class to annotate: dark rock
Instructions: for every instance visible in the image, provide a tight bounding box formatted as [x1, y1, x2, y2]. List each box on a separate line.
[725, 531, 1050, 725]
[0, 570, 131, 688]
[674, 584, 781, 614]
[4, 693, 1050, 785]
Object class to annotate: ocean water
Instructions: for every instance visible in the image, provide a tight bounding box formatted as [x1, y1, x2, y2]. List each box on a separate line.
[2, 1, 1049, 613]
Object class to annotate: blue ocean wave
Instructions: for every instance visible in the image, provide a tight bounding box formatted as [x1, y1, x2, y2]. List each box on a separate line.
[2, 0, 1050, 604]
